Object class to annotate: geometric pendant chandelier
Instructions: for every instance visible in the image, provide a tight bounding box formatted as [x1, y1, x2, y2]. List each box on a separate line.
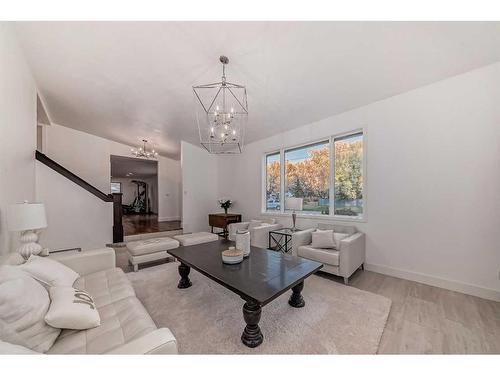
[193, 55, 248, 154]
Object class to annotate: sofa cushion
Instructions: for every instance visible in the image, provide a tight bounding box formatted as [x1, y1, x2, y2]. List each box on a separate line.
[0, 266, 61, 352]
[173, 232, 219, 246]
[73, 268, 135, 309]
[0, 340, 38, 354]
[126, 237, 179, 256]
[45, 287, 101, 330]
[317, 223, 357, 235]
[20, 255, 79, 288]
[297, 245, 340, 266]
[0, 253, 25, 266]
[47, 296, 157, 354]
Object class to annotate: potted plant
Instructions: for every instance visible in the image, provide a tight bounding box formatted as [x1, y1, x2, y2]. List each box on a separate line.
[218, 199, 233, 214]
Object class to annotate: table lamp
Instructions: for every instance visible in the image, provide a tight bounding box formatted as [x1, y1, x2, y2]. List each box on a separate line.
[7, 201, 47, 259]
[285, 197, 303, 231]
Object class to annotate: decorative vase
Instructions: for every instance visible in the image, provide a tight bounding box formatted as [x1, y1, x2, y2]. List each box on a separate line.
[224, 208, 228, 214]
[236, 230, 251, 257]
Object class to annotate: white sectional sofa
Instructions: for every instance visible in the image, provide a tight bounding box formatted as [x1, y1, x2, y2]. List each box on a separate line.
[0, 248, 177, 354]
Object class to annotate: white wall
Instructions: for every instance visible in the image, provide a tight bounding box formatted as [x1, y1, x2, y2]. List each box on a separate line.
[218, 62, 500, 301]
[36, 124, 181, 250]
[181, 141, 219, 233]
[0, 24, 37, 255]
[159, 156, 181, 221]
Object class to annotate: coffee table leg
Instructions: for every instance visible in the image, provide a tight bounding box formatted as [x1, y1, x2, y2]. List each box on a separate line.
[177, 263, 192, 289]
[241, 300, 263, 348]
[288, 281, 305, 308]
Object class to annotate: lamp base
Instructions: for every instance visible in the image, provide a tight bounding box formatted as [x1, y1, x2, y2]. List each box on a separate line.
[16, 230, 42, 259]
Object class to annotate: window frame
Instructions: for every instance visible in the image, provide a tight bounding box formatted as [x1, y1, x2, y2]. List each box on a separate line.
[261, 128, 366, 222]
[263, 151, 282, 212]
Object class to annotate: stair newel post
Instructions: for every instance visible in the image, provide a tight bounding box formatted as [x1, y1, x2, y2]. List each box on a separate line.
[112, 193, 124, 243]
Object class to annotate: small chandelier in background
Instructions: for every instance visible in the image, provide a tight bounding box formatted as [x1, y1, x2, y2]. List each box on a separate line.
[193, 55, 248, 154]
[131, 139, 158, 159]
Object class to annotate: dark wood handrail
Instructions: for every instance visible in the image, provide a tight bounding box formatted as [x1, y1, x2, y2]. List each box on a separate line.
[35, 150, 123, 243]
[36, 150, 113, 202]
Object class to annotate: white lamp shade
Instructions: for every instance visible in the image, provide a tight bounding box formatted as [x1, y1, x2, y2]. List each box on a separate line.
[7, 202, 47, 231]
[285, 197, 303, 211]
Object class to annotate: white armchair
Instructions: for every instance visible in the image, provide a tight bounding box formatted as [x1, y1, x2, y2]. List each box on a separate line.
[228, 219, 283, 249]
[296, 223, 365, 285]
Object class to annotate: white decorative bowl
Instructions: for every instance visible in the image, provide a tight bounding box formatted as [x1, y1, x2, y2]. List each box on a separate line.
[222, 247, 244, 264]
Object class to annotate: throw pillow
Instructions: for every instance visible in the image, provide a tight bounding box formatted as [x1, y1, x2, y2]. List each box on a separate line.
[311, 229, 336, 249]
[45, 287, 100, 330]
[333, 232, 350, 249]
[0, 266, 61, 352]
[248, 220, 263, 230]
[20, 255, 79, 288]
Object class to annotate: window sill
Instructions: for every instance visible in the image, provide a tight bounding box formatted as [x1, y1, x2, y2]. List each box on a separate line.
[261, 211, 366, 223]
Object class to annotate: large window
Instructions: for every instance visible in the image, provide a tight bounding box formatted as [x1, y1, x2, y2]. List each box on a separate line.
[264, 131, 364, 219]
[334, 132, 363, 217]
[285, 141, 329, 214]
[265, 153, 280, 211]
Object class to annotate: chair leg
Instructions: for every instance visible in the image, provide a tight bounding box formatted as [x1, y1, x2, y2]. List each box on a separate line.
[343, 277, 349, 285]
[360, 263, 364, 270]
[133, 264, 139, 272]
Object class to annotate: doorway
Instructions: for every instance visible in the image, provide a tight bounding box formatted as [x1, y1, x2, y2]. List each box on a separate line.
[110, 155, 161, 236]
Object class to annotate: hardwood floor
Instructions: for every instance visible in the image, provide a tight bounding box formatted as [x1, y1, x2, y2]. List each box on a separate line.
[335, 269, 500, 354]
[123, 214, 182, 236]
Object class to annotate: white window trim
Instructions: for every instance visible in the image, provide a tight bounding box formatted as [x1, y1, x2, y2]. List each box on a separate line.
[262, 128, 367, 223]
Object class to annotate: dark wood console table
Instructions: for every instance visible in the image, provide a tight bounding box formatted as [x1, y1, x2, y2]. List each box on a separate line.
[209, 213, 242, 239]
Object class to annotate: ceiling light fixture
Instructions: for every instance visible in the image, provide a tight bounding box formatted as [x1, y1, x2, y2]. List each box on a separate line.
[193, 55, 248, 154]
[131, 139, 158, 159]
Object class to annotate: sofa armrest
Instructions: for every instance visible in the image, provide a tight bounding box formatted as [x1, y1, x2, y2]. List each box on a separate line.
[291, 228, 315, 255]
[105, 328, 178, 354]
[338, 232, 365, 278]
[228, 222, 249, 241]
[251, 223, 283, 249]
[50, 248, 116, 276]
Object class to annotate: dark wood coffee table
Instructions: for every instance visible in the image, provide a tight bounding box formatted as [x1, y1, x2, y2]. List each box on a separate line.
[167, 239, 322, 348]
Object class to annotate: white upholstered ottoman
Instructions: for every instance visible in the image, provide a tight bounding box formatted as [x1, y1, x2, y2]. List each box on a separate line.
[126, 237, 180, 272]
[173, 232, 219, 246]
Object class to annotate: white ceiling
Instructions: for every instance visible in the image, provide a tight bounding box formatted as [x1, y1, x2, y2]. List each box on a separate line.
[110, 155, 157, 179]
[14, 22, 500, 159]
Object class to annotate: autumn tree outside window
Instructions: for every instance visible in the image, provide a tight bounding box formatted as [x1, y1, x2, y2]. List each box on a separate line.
[264, 131, 364, 219]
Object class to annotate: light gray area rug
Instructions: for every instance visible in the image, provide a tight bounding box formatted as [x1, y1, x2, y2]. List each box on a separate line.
[127, 262, 392, 354]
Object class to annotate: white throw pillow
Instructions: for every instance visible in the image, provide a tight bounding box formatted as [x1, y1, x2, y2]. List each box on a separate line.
[45, 287, 100, 330]
[20, 255, 79, 288]
[0, 266, 61, 352]
[311, 229, 336, 249]
[333, 232, 350, 249]
[248, 220, 263, 230]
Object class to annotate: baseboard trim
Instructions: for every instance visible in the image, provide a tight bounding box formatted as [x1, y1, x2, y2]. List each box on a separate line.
[158, 216, 181, 222]
[365, 263, 500, 302]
